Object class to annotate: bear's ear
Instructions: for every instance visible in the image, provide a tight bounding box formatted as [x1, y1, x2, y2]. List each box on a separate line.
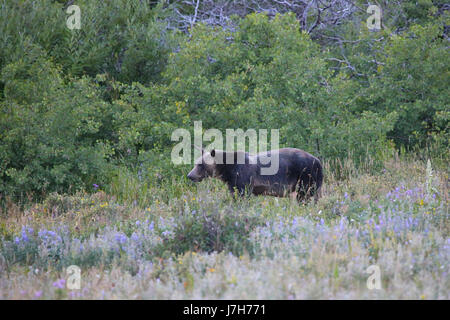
[210, 149, 215, 157]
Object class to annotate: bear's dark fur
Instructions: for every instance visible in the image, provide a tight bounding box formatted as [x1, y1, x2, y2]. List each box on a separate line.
[187, 148, 323, 203]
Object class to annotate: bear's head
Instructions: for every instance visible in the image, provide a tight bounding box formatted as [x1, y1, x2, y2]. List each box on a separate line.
[187, 149, 220, 182]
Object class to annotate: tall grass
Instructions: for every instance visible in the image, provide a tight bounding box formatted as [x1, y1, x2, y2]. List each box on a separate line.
[0, 156, 448, 299]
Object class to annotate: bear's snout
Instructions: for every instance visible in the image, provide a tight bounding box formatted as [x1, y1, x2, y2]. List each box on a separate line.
[187, 171, 202, 182]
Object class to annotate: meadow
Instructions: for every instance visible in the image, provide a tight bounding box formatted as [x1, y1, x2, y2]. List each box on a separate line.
[1, 155, 448, 299]
[0, 0, 448, 300]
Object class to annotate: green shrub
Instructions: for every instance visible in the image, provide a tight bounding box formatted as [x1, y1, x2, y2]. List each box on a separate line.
[0, 46, 115, 200]
[160, 207, 262, 257]
[0, 1, 447, 201]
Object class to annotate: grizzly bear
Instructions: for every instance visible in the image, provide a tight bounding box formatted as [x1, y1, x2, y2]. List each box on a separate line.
[187, 148, 323, 203]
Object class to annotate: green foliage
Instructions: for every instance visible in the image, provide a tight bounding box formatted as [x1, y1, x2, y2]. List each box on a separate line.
[369, 23, 449, 153]
[162, 206, 262, 257]
[0, 0, 68, 75]
[119, 13, 396, 172]
[59, 0, 174, 84]
[0, 45, 115, 199]
[0, 1, 447, 200]
[0, 0, 174, 86]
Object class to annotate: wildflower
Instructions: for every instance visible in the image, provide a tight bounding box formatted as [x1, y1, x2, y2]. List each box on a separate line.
[93, 184, 99, 190]
[115, 233, 127, 244]
[208, 268, 216, 273]
[20, 227, 29, 242]
[131, 232, 140, 242]
[34, 291, 42, 298]
[48, 230, 56, 237]
[52, 279, 66, 289]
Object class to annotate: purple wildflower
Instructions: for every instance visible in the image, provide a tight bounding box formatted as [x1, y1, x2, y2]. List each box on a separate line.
[162, 230, 171, 237]
[115, 233, 127, 244]
[52, 279, 66, 289]
[131, 232, 140, 242]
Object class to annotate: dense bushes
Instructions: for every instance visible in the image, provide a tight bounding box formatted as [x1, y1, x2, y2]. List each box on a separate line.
[0, 43, 117, 199]
[0, 0, 448, 200]
[115, 13, 398, 170]
[368, 23, 449, 152]
[0, 0, 172, 84]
